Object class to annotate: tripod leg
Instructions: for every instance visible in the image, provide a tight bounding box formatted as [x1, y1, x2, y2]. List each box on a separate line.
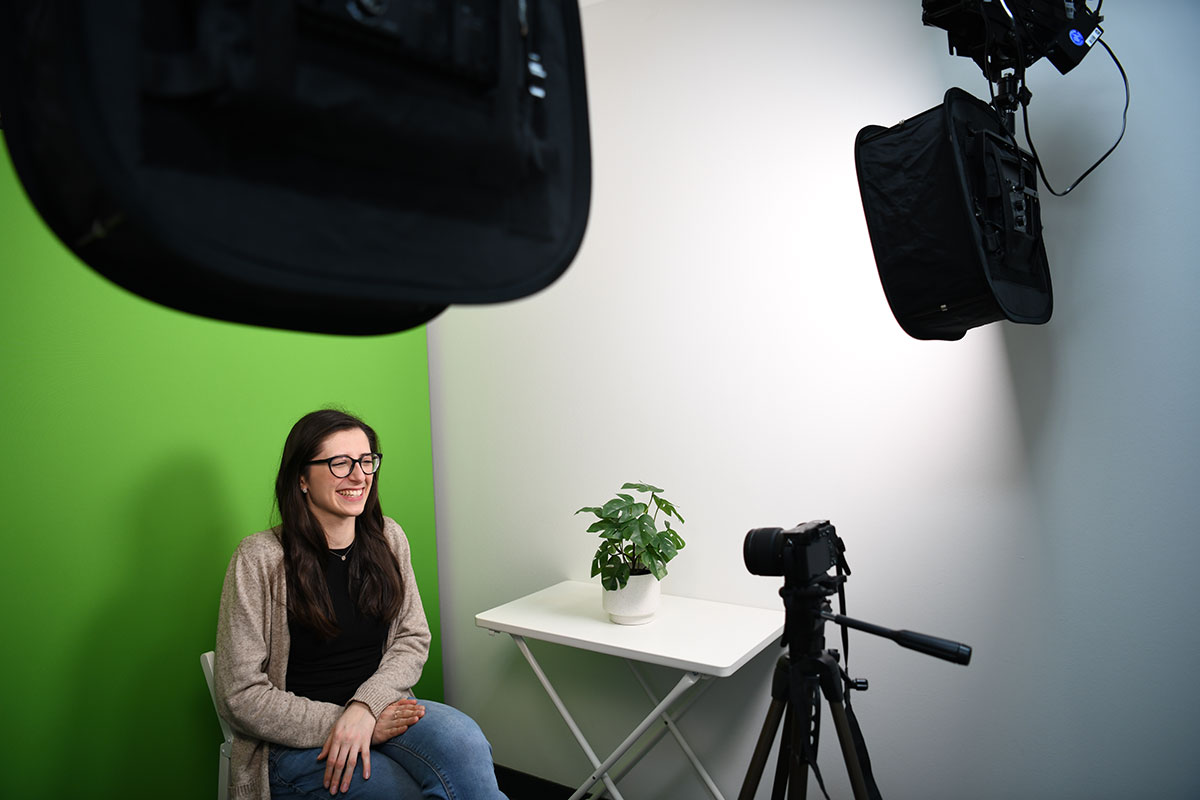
[739, 654, 793, 800]
[740, 654, 821, 800]
[734, 657, 801, 800]
[826, 699, 870, 800]
[787, 677, 817, 800]
[809, 651, 876, 800]
[737, 695, 786, 800]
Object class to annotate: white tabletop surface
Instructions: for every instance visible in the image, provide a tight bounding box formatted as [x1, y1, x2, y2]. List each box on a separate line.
[475, 580, 785, 677]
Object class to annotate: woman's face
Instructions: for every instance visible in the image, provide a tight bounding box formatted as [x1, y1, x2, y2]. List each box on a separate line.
[299, 427, 374, 532]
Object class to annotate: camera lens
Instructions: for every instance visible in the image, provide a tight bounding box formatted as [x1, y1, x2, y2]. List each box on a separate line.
[743, 527, 785, 576]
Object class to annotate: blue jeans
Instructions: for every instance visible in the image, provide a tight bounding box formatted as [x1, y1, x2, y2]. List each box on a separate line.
[268, 700, 508, 799]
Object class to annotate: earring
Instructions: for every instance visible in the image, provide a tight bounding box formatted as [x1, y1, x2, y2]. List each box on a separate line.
[301, 486, 308, 494]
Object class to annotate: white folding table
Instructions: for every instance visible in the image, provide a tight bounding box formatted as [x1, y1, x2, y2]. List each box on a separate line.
[475, 580, 784, 800]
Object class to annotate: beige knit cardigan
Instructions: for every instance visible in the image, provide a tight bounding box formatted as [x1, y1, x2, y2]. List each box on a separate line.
[213, 517, 431, 800]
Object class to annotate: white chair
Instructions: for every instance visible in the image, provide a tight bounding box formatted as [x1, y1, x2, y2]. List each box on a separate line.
[201, 650, 233, 800]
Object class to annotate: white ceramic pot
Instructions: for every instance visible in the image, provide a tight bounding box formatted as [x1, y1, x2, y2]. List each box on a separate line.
[602, 572, 661, 624]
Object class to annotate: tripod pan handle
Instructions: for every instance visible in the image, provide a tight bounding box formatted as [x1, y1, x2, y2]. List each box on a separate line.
[896, 630, 972, 665]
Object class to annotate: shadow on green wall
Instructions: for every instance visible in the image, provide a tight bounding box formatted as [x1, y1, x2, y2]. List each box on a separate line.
[46, 453, 233, 796]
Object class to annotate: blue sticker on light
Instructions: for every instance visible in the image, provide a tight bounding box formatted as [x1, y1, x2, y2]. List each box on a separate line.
[1070, 29, 1086, 47]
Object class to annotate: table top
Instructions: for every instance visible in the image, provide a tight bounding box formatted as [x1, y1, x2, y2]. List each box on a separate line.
[475, 580, 785, 677]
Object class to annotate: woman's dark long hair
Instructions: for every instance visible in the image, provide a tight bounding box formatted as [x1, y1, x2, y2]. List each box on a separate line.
[275, 409, 404, 639]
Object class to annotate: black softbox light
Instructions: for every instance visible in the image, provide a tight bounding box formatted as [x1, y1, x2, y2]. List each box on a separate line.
[1, 1, 591, 335]
[855, 88, 1052, 341]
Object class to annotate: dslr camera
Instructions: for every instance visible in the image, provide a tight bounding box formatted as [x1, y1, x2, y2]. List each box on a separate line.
[743, 519, 842, 585]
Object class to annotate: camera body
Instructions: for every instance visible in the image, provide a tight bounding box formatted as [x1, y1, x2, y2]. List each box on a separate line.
[743, 520, 840, 585]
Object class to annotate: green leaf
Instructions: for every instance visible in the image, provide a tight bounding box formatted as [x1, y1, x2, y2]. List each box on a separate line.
[586, 519, 617, 534]
[618, 518, 642, 542]
[622, 481, 664, 494]
[656, 538, 678, 562]
[599, 498, 627, 517]
[654, 495, 685, 523]
[601, 495, 635, 521]
[576, 506, 605, 517]
[631, 515, 656, 547]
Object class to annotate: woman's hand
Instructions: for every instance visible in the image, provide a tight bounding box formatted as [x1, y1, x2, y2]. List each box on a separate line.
[318, 701, 376, 795]
[371, 698, 426, 744]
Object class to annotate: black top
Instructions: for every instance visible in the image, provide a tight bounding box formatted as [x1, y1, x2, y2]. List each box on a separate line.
[286, 546, 390, 706]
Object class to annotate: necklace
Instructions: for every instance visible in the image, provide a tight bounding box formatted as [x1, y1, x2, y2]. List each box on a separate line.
[330, 540, 356, 561]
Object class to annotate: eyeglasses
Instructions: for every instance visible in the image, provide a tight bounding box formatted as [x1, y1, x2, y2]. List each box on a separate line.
[306, 453, 383, 478]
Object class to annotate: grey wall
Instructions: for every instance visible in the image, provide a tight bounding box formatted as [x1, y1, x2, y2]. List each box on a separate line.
[427, 1, 1200, 798]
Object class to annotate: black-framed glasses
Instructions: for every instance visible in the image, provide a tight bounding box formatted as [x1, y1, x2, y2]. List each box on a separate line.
[306, 453, 383, 478]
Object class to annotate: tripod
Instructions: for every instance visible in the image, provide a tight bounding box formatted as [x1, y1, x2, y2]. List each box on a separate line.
[738, 579, 876, 800]
[738, 581, 971, 800]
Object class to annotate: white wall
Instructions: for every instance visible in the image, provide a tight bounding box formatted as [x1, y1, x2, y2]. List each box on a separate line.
[427, 1, 1200, 798]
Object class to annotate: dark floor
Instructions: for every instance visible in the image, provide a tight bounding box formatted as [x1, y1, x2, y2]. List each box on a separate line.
[495, 764, 574, 799]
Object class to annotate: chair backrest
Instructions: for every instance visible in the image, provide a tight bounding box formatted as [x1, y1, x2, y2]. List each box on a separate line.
[200, 650, 234, 743]
[201, 650, 233, 800]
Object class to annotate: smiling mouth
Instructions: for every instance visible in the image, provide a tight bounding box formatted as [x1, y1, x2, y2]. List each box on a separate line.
[337, 489, 364, 498]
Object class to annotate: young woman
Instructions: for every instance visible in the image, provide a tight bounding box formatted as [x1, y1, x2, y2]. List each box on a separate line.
[215, 409, 507, 799]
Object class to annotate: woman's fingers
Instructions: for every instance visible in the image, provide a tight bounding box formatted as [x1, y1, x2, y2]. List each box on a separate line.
[347, 748, 369, 792]
[392, 702, 424, 732]
[323, 742, 364, 795]
[371, 699, 426, 743]
[321, 702, 376, 793]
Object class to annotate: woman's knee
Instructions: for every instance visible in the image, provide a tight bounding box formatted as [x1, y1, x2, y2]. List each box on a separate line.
[375, 702, 505, 798]
[419, 701, 492, 754]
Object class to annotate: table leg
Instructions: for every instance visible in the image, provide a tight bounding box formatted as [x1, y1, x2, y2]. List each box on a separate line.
[626, 661, 726, 800]
[568, 670, 702, 800]
[587, 672, 713, 799]
[510, 635, 625, 800]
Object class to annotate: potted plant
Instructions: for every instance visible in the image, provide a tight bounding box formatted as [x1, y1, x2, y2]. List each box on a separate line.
[576, 482, 686, 624]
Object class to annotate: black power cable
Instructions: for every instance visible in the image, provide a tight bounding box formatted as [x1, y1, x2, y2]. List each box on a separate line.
[1020, 36, 1129, 196]
[979, 0, 1128, 197]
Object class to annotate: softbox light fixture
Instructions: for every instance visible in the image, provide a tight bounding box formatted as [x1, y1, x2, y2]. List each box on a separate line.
[855, 0, 1119, 341]
[1, 1, 592, 335]
[855, 88, 1051, 341]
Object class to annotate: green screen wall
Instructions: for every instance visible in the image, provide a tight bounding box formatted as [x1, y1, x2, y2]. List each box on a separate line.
[0, 150, 441, 798]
